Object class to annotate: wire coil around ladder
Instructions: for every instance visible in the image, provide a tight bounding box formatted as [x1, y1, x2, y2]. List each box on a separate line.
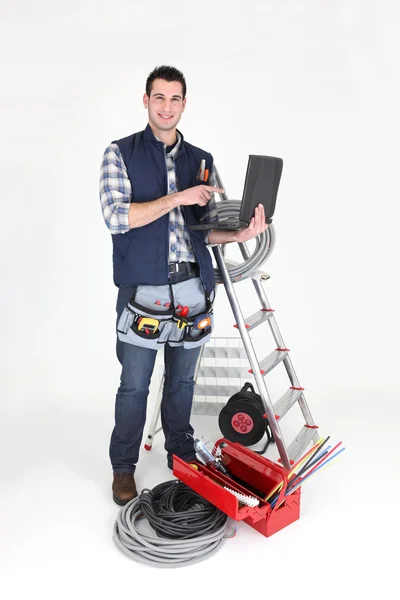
[212, 200, 276, 284]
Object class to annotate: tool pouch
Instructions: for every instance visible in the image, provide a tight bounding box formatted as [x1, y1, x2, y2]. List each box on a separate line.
[182, 312, 214, 348]
[117, 287, 174, 350]
[181, 289, 214, 349]
[117, 284, 215, 350]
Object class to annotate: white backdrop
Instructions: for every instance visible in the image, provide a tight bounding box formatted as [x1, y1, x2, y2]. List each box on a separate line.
[1, 0, 399, 596]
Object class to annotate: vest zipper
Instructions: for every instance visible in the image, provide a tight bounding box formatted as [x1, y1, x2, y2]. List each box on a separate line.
[163, 148, 170, 278]
[174, 159, 204, 289]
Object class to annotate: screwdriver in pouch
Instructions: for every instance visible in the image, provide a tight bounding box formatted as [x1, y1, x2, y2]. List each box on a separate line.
[177, 305, 189, 317]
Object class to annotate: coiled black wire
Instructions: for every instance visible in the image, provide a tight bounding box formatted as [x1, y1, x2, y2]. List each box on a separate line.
[113, 480, 229, 567]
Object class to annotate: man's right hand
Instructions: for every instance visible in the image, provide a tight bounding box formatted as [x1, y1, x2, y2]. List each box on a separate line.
[176, 185, 224, 207]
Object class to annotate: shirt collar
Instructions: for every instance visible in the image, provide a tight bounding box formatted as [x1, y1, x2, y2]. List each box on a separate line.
[155, 130, 182, 158]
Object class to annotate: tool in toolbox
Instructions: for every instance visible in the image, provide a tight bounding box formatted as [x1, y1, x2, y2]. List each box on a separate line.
[173, 438, 301, 538]
[145, 165, 320, 468]
[191, 436, 227, 474]
[191, 437, 266, 507]
[224, 487, 259, 508]
[174, 434, 344, 537]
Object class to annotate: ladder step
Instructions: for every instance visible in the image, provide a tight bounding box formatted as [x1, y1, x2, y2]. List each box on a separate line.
[273, 387, 304, 420]
[250, 349, 289, 376]
[235, 309, 274, 332]
[288, 426, 317, 464]
[197, 366, 250, 379]
[194, 384, 241, 397]
[202, 346, 248, 359]
[191, 401, 222, 416]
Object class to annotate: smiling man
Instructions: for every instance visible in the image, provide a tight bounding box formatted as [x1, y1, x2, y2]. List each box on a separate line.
[146, 82, 185, 134]
[99, 65, 267, 505]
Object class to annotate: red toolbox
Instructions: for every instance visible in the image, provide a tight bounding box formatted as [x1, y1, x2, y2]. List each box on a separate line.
[173, 438, 301, 537]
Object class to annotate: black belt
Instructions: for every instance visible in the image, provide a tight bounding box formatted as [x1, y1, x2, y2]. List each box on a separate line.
[168, 262, 199, 278]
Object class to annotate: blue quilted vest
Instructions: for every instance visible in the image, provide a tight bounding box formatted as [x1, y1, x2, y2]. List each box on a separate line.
[111, 124, 215, 293]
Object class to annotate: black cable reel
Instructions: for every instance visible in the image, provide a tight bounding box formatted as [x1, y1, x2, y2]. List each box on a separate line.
[218, 382, 275, 454]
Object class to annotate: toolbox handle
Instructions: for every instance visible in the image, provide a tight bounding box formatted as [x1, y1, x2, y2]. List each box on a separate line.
[214, 437, 289, 512]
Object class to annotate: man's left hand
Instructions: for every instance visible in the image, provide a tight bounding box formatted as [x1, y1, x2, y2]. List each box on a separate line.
[235, 204, 268, 242]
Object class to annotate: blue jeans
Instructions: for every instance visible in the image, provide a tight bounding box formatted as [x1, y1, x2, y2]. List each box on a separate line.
[110, 285, 201, 473]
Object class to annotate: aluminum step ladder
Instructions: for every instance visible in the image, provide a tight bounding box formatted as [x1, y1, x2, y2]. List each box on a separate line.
[144, 168, 320, 469]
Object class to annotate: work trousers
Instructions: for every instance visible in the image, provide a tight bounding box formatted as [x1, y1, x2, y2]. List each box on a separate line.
[109, 282, 202, 473]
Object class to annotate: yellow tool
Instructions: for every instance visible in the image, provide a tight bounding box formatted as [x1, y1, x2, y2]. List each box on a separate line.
[137, 317, 159, 334]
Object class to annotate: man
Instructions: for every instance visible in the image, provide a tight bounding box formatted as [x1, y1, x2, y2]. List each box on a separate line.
[99, 65, 267, 505]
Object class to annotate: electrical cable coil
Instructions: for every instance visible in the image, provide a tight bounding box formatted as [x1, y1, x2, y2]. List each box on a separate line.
[113, 480, 229, 568]
[218, 382, 274, 452]
[219, 392, 267, 445]
[212, 199, 276, 283]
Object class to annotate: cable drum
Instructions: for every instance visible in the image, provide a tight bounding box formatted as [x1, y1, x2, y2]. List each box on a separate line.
[219, 393, 266, 446]
[212, 199, 276, 284]
[113, 480, 229, 568]
[218, 382, 274, 449]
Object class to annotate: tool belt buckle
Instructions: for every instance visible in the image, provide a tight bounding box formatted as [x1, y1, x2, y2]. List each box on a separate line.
[169, 262, 180, 274]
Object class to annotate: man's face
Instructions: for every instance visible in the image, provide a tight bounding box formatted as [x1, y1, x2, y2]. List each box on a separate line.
[143, 78, 186, 132]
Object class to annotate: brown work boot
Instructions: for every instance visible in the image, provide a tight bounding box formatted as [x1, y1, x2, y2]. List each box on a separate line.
[112, 472, 137, 506]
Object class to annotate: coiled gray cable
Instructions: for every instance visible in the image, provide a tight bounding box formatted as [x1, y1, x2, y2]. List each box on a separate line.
[211, 166, 276, 283]
[212, 199, 276, 283]
[113, 490, 228, 568]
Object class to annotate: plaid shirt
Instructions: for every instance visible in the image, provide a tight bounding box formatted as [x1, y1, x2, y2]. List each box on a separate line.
[99, 132, 218, 261]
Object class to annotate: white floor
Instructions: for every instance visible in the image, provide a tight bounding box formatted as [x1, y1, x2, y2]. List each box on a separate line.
[1, 381, 398, 600]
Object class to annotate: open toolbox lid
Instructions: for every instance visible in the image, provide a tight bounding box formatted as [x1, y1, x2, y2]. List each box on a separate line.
[172, 438, 295, 524]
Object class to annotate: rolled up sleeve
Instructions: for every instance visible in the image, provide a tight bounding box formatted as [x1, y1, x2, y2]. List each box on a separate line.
[99, 143, 131, 234]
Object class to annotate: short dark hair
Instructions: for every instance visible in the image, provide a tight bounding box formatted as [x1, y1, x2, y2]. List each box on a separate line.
[146, 65, 187, 99]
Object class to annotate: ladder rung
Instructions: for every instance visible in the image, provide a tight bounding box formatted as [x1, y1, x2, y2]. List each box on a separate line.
[288, 426, 317, 464]
[235, 309, 274, 332]
[251, 349, 289, 376]
[202, 346, 248, 359]
[194, 384, 240, 397]
[191, 401, 222, 416]
[274, 388, 304, 420]
[197, 366, 250, 379]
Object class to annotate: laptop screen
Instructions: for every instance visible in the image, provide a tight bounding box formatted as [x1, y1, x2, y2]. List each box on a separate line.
[239, 155, 283, 223]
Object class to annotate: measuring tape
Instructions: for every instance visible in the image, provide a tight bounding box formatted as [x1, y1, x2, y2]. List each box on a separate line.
[137, 317, 159, 334]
